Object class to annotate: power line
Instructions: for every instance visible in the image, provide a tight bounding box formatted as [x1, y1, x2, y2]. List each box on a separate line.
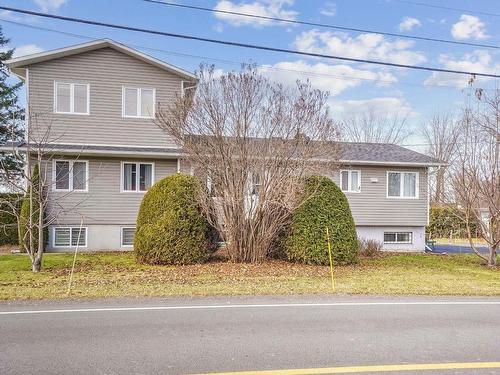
[393, 0, 500, 18]
[1, 16, 485, 91]
[1, 6, 500, 79]
[141, 0, 500, 50]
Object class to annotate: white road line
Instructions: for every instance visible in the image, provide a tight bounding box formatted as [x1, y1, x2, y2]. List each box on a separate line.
[1, 301, 500, 315]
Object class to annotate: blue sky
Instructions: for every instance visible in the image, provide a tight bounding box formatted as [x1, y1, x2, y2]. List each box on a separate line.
[1, 0, 499, 149]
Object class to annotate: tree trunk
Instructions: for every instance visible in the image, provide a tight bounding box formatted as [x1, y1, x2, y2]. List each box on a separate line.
[32, 257, 41, 272]
[488, 245, 498, 267]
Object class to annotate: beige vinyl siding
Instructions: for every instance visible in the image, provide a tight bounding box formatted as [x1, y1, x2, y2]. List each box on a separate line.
[331, 166, 428, 226]
[43, 157, 177, 225]
[27, 47, 184, 148]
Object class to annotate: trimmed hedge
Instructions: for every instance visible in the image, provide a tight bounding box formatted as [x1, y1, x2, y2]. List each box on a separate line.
[18, 164, 46, 252]
[0, 193, 22, 245]
[285, 175, 358, 265]
[135, 174, 215, 265]
[428, 206, 480, 238]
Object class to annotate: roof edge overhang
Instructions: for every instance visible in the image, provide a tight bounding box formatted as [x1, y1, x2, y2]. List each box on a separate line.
[6, 39, 197, 81]
[0, 145, 182, 159]
[338, 159, 447, 167]
[0, 145, 446, 166]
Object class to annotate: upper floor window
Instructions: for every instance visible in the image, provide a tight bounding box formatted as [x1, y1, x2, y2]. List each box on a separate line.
[122, 87, 155, 118]
[387, 171, 418, 199]
[53, 160, 88, 192]
[181, 81, 196, 99]
[122, 162, 154, 192]
[54, 82, 89, 115]
[340, 170, 360, 193]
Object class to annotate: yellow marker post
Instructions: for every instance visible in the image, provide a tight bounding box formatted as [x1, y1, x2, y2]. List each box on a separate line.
[326, 227, 335, 293]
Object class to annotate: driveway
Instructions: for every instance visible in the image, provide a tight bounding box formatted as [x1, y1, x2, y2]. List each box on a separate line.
[432, 243, 490, 254]
[1, 295, 500, 374]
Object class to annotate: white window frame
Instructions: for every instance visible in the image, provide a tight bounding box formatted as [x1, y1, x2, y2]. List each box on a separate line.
[52, 226, 88, 248]
[121, 86, 156, 119]
[383, 232, 413, 244]
[120, 227, 136, 247]
[340, 169, 361, 193]
[120, 161, 155, 193]
[53, 81, 90, 115]
[386, 171, 419, 199]
[181, 80, 196, 98]
[52, 159, 89, 192]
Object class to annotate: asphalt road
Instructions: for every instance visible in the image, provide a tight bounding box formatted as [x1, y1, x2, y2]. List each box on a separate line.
[1, 296, 500, 375]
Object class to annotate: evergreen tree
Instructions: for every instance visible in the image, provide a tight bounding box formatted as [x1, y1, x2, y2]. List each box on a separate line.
[0, 26, 24, 182]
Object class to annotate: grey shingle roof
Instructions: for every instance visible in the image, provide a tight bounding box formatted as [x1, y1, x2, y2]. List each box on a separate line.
[339, 142, 443, 165]
[1, 141, 444, 166]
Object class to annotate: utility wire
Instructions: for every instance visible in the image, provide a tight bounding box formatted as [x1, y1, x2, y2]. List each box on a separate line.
[393, 0, 500, 18]
[141, 0, 500, 50]
[2, 16, 486, 91]
[1, 6, 500, 79]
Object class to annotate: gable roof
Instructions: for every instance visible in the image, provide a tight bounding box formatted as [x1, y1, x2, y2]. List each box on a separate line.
[6, 39, 196, 81]
[339, 142, 444, 166]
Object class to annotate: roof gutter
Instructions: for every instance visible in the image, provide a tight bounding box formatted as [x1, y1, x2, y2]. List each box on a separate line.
[0, 145, 182, 159]
[338, 159, 447, 167]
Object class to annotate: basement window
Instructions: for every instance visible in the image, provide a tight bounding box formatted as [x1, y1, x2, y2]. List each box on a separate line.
[121, 227, 135, 247]
[384, 232, 412, 244]
[53, 227, 87, 247]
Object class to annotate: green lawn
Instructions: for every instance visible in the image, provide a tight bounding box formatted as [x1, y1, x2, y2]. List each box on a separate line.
[0, 252, 499, 300]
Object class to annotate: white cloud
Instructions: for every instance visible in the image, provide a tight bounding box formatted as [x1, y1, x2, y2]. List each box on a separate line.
[451, 14, 488, 40]
[293, 29, 427, 65]
[213, 23, 225, 33]
[320, 2, 336, 17]
[0, 44, 44, 58]
[399, 17, 421, 31]
[0, 10, 37, 23]
[259, 60, 397, 96]
[329, 97, 415, 118]
[424, 50, 499, 88]
[213, 0, 297, 27]
[13, 44, 44, 58]
[33, 0, 67, 11]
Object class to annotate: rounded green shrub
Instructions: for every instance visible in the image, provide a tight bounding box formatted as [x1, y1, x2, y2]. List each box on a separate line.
[285, 175, 358, 265]
[134, 173, 215, 265]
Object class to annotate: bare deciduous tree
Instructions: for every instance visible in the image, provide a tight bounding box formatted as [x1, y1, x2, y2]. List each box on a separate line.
[157, 66, 339, 263]
[1, 110, 88, 272]
[337, 110, 411, 145]
[452, 89, 499, 267]
[421, 113, 460, 204]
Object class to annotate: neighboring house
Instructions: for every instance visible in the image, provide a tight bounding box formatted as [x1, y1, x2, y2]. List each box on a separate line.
[2, 39, 444, 252]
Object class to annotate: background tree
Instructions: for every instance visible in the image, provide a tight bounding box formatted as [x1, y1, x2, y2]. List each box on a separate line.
[421, 113, 460, 204]
[337, 110, 410, 145]
[0, 26, 24, 185]
[157, 65, 339, 263]
[451, 89, 499, 267]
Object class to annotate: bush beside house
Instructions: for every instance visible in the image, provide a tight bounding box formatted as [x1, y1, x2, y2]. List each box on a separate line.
[285, 175, 358, 265]
[0, 193, 22, 245]
[134, 174, 215, 265]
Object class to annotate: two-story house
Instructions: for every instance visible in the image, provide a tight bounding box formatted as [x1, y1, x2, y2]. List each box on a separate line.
[3, 39, 443, 252]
